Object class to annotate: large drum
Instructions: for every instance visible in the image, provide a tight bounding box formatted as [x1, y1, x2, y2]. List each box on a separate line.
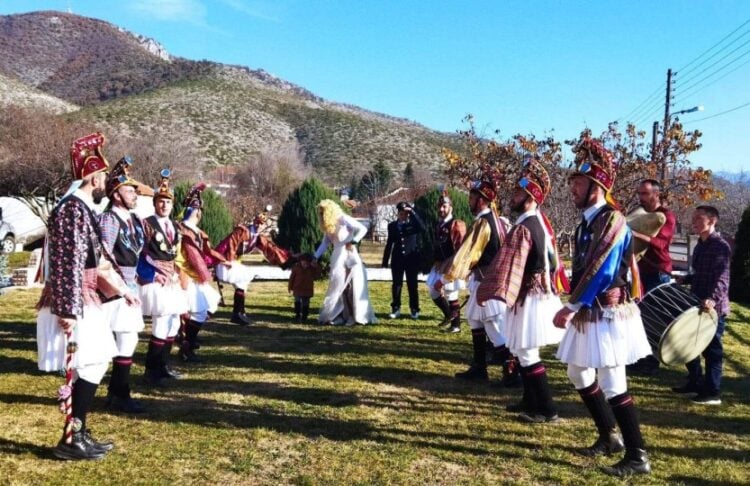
[637, 283, 718, 365]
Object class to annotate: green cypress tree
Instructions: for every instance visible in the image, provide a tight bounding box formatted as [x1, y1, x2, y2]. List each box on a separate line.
[413, 186, 472, 273]
[276, 178, 345, 266]
[172, 182, 234, 246]
[730, 204, 750, 303]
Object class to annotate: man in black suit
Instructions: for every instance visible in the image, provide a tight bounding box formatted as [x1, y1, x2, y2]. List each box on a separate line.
[382, 201, 424, 319]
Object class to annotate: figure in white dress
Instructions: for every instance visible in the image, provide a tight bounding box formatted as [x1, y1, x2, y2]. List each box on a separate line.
[314, 199, 376, 325]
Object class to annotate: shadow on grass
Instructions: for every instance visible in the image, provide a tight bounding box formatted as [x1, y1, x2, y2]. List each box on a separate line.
[0, 437, 55, 459]
[0, 320, 37, 352]
[652, 444, 750, 462]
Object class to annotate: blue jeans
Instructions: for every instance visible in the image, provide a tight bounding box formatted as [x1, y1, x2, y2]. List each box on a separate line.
[641, 272, 671, 293]
[685, 315, 726, 396]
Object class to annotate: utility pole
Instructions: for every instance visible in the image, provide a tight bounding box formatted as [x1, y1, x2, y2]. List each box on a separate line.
[661, 68, 673, 180]
[651, 121, 659, 162]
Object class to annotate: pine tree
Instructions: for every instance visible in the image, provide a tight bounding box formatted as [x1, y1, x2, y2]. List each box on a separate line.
[413, 186, 472, 273]
[173, 182, 234, 246]
[730, 204, 750, 303]
[276, 178, 345, 266]
[403, 162, 415, 187]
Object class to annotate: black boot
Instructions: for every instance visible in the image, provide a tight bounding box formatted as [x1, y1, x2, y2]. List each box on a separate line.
[432, 296, 451, 325]
[602, 393, 651, 476]
[53, 430, 106, 461]
[577, 382, 623, 456]
[455, 329, 489, 380]
[180, 321, 202, 363]
[499, 355, 522, 388]
[517, 362, 559, 423]
[161, 337, 183, 379]
[506, 373, 534, 413]
[442, 300, 461, 333]
[231, 289, 251, 325]
[487, 344, 509, 365]
[106, 356, 145, 413]
[143, 337, 167, 387]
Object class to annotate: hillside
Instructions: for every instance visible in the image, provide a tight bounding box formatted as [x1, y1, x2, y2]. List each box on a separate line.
[0, 72, 78, 114]
[0, 11, 462, 182]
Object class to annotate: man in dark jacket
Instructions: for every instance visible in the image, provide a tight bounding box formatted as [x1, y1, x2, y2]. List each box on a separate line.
[382, 202, 424, 319]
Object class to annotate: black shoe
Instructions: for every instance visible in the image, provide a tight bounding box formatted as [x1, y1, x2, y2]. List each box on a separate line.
[160, 366, 183, 380]
[83, 429, 115, 452]
[179, 347, 202, 363]
[441, 325, 460, 334]
[578, 430, 624, 457]
[601, 449, 651, 476]
[52, 431, 106, 460]
[105, 393, 146, 414]
[671, 382, 700, 395]
[505, 400, 532, 413]
[454, 365, 489, 381]
[691, 393, 722, 405]
[499, 372, 522, 388]
[143, 370, 167, 388]
[517, 412, 559, 424]
[231, 313, 251, 325]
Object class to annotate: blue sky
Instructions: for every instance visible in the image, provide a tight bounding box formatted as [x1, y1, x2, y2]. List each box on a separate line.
[2, 1, 750, 173]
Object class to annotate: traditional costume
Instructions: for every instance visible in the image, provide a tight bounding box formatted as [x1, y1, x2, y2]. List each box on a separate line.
[425, 191, 466, 333]
[37, 133, 126, 459]
[137, 170, 189, 385]
[176, 183, 225, 361]
[556, 137, 652, 476]
[213, 212, 291, 325]
[99, 156, 146, 413]
[314, 199, 375, 325]
[477, 158, 569, 422]
[443, 180, 510, 381]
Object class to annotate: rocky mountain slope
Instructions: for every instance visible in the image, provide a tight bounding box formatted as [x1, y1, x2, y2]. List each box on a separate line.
[0, 11, 461, 182]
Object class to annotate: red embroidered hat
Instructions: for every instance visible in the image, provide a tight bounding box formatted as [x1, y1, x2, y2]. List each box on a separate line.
[70, 133, 109, 180]
[518, 156, 551, 205]
[183, 182, 207, 209]
[571, 137, 616, 192]
[469, 179, 497, 203]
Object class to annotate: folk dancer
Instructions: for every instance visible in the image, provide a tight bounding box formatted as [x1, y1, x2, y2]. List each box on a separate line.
[176, 183, 225, 362]
[137, 169, 190, 386]
[553, 138, 652, 476]
[99, 156, 147, 413]
[382, 202, 425, 319]
[439, 180, 510, 381]
[214, 211, 290, 325]
[629, 179, 677, 376]
[425, 191, 466, 333]
[477, 158, 569, 423]
[37, 133, 137, 460]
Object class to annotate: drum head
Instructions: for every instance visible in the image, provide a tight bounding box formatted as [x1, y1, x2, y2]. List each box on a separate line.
[658, 307, 718, 365]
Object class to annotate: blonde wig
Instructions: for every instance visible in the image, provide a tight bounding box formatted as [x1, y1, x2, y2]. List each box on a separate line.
[318, 199, 343, 236]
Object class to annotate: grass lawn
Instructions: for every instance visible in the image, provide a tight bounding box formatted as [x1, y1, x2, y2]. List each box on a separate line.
[0, 281, 748, 485]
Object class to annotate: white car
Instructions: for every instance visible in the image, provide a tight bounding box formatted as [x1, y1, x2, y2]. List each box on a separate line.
[0, 197, 47, 253]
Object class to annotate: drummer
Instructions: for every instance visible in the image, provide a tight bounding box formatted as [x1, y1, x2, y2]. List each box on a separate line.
[629, 179, 677, 376]
[672, 206, 730, 406]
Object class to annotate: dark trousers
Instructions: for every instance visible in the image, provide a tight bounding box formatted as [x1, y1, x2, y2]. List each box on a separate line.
[294, 296, 311, 319]
[390, 256, 420, 313]
[686, 315, 726, 396]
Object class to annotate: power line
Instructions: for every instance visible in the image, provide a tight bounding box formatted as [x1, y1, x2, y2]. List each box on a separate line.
[677, 20, 750, 79]
[676, 54, 750, 105]
[616, 84, 663, 122]
[677, 18, 750, 74]
[675, 39, 750, 93]
[683, 100, 750, 123]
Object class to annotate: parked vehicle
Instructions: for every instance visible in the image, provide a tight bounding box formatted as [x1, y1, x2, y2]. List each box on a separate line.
[0, 198, 47, 253]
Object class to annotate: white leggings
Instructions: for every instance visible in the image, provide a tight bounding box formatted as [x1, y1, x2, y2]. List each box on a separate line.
[74, 362, 109, 384]
[152, 314, 181, 340]
[113, 331, 139, 357]
[468, 315, 505, 347]
[514, 347, 541, 367]
[567, 364, 628, 399]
